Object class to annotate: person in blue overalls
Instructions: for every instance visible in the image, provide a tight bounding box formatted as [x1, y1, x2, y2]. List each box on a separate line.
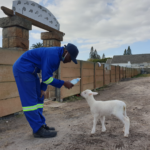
[13, 43, 79, 138]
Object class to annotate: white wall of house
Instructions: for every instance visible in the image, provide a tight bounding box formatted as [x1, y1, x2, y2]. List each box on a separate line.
[111, 61, 150, 68]
[111, 61, 131, 68]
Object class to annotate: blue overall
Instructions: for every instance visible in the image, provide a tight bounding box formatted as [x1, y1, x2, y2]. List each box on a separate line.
[13, 47, 64, 133]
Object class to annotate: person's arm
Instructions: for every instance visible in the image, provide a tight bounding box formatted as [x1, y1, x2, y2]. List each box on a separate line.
[41, 55, 73, 89]
[43, 76, 64, 88]
[41, 82, 48, 91]
[43, 77, 74, 89]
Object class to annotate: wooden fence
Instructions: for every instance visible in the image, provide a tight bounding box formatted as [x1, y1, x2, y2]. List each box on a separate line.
[0, 49, 23, 117]
[58, 61, 141, 100]
[0, 48, 141, 117]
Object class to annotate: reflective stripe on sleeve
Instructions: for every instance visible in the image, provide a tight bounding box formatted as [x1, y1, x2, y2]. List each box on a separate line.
[43, 77, 54, 84]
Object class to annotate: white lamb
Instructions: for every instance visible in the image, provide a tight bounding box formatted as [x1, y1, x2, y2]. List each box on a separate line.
[81, 89, 130, 137]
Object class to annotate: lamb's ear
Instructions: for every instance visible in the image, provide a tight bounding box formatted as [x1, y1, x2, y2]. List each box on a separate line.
[89, 92, 93, 96]
[92, 92, 98, 95]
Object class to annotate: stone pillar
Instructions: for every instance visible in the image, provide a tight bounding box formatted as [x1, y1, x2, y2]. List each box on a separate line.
[41, 31, 64, 47]
[0, 16, 32, 51]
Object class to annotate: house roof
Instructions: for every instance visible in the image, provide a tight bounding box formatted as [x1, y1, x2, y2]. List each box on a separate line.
[111, 54, 150, 64]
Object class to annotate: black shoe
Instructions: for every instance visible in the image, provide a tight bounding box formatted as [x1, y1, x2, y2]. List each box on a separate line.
[43, 124, 55, 130]
[33, 126, 57, 138]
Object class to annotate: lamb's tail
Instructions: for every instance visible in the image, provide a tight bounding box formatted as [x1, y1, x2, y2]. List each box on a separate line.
[123, 104, 127, 117]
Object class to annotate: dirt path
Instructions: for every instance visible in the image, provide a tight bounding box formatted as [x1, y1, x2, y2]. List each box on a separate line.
[0, 77, 150, 150]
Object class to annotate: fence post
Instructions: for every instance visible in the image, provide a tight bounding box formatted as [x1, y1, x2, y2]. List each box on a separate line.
[80, 61, 83, 93]
[94, 63, 96, 91]
[115, 66, 116, 82]
[103, 65, 105, 86]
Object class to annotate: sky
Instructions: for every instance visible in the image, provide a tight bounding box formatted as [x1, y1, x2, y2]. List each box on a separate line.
[0, 0, 150, 60]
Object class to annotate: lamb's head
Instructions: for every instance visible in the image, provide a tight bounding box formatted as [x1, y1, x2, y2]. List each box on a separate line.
[81, 89, 98, 99]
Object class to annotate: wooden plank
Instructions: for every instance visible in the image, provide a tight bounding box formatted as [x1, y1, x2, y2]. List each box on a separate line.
[0, 49, 24, 65]
[0, 82, 19, 100]
[111, 66, 116, 70]
[47, 85, 55, 91]
[104, 70, 110, 75]
[1, 6, 64, 36]
[82, 62, 94, 69]
[95, 76, 103, 82]
[116, 74, 119, 78]
[105, 80, 110, 85]
[0, 97, 22, 117]
[0, 65, 15, 82]
[111, 70, 115, 74]
[95, 63, 104, 70]
[61, 61, 80, 68]
[95, 70, 103, 76]
[82, 76, 94, 84]
[111, 74, 115, 78]
[61, 85, 80, 99]
[105, 76, 110, 81]
[111, 79, 116, 83]
[82, 69, 94, 76]
[95, 81, 103, 89]
[82, 83, 94, 91]
[80, 61, 83, 93]
[61, 68, 80, 78]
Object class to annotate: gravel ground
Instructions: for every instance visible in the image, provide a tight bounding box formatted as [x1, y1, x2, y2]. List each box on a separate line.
[0, 76, 150, 150]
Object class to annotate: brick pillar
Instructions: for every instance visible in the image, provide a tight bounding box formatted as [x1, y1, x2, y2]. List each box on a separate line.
[41, 31, 64, 47]
[0, 16, 32, 51]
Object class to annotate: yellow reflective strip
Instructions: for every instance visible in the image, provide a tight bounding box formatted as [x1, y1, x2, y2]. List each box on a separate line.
[43, 77, 53, 84]
[23, 108, 38, 112]
[22, 105, 37, 109]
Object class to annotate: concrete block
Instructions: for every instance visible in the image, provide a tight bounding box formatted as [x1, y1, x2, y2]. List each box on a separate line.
[0, 15, 32, 30]
[23, 29, 29, 39]
[9, 37, 29, 49]
[2, 38, 9, 48]
[3, 26, 23, 38]
[41, 31, 63, 41]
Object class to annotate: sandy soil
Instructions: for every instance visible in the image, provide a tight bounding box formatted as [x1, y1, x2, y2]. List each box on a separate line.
[0, 77, 150, 150]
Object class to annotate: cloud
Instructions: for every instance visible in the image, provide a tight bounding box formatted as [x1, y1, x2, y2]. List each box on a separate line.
[0, 0, 150, 55]
[46, 0, 150, 51]
[30, 33, 41, 40]
[43, 0, 48, 5]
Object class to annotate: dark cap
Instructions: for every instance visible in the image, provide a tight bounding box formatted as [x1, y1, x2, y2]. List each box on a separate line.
[65, 43, 79, 64]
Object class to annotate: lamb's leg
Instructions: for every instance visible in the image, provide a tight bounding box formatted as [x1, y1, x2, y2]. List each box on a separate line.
[114, 113, 130, 137]
[100, 116, 106, 132]
[91, 114, 98, 134]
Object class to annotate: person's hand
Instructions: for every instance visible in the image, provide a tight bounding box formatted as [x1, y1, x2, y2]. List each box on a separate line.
[40, 90, 46, 98]
[64, 81, 74, 89]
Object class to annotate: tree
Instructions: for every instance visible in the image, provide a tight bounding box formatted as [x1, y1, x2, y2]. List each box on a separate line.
[102, 53, 105, 59]
[89, 47, 101, 59]
[123, 49, 127, 55]
[123, 46, 132, 55]
[127, 46, 132, 55]
[30, 42, 43, 49]
[93, 49, 97, 59]
[89, 47, 94, 59]
[87, 57, 112, 63]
